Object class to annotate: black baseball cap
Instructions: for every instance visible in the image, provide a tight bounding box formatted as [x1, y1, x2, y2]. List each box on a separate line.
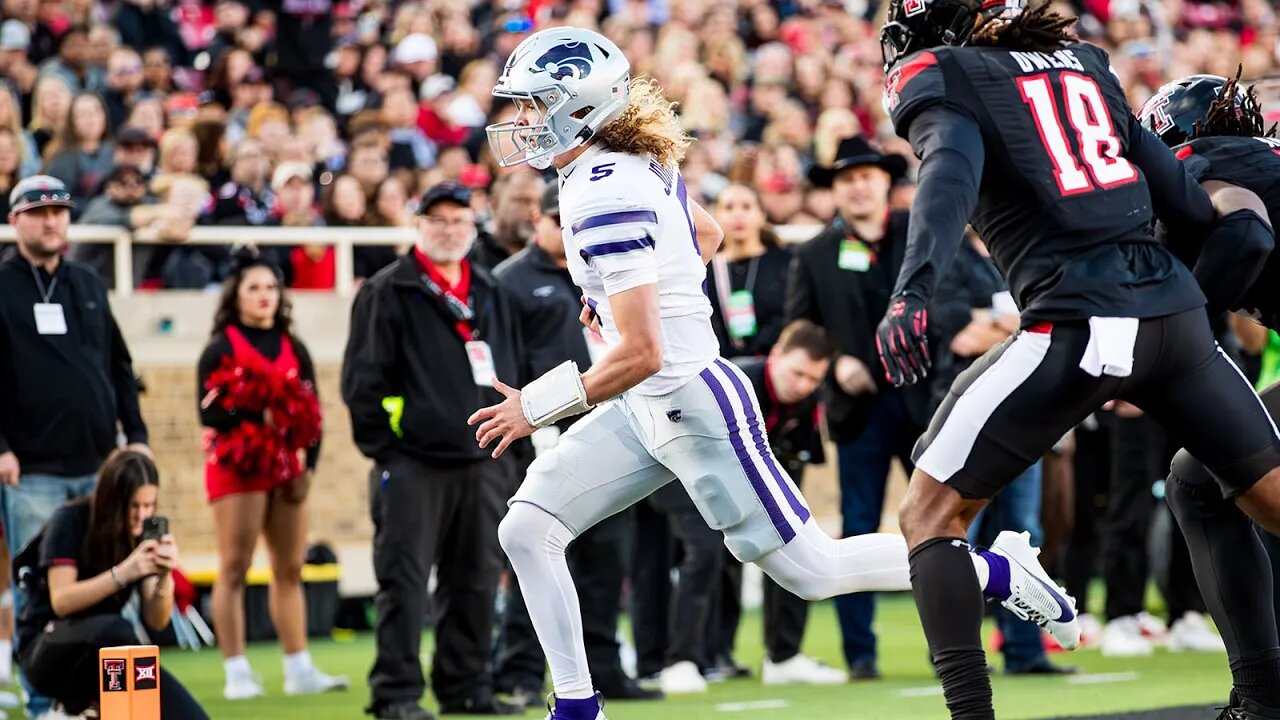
[540, 183, 559, 219]
[418, 182, 471, 214]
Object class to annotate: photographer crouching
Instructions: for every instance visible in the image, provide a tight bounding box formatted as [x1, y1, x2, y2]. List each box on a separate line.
[13, 450, 209, 718]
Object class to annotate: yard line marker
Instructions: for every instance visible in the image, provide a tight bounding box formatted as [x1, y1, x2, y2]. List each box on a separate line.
[1066, 672, 1140, 685]
[716, 700, 790, 712]
[900, 686, 945, 697]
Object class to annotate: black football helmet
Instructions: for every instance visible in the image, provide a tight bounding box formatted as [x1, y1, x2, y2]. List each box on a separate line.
[1138, 74, 1246, 147]
[881, 0, 1024, 69]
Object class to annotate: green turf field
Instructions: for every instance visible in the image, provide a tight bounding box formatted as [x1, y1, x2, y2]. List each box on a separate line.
[139, 593, 1232, 720]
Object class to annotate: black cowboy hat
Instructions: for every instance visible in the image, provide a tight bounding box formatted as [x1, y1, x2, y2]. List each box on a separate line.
[807, 135, 909, 188]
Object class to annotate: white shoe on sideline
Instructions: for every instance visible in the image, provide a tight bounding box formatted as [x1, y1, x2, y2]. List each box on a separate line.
[1101, 615, 1154, 657]
[0, 691, 17, 709]
[1077, 613, 1104, 648]
[284, 665, 350, 695]
[224, 673, 266, 700]
[989, 531, 1082, 650]
[659, 661, 708, 695]
[762, 654, 846, 685]
[1168, 612, 1226, 652]
[1136, 611, 1170, 644]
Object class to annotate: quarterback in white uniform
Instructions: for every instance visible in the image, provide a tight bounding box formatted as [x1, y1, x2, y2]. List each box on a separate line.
[470, 27, 1071, 720]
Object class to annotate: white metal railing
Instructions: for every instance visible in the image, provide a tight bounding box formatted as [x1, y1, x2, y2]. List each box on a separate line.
[0, 224, 823, 297]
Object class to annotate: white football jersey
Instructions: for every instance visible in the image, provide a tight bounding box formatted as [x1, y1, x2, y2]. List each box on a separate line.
[558, 145, 718, 396]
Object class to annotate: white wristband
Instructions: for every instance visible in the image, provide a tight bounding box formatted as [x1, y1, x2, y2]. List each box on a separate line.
[521, 361, 593, 428]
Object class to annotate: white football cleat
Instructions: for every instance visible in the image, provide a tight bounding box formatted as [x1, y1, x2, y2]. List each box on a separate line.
[659, 661, 708, 694]
[989, 531, 1081, 650]
[762, 654, 846, 685]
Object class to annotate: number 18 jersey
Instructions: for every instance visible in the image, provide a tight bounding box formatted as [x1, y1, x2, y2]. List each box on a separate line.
[558, 145, 719, 396]
[885, 41, 1206, 322]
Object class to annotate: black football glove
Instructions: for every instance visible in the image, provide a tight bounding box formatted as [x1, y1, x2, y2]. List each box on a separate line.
[876, 295, 931, 387]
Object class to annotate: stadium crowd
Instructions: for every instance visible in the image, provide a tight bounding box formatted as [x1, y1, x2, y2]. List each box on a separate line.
[1, 0, 1280, 717]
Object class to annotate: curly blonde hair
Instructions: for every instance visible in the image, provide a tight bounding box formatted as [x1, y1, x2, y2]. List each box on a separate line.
[593, 76, 693, 168]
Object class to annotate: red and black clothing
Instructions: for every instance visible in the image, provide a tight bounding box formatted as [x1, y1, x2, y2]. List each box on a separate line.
[197, 322, 320, 501]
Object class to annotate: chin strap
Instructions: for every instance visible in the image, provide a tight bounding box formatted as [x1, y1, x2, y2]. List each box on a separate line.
[521, 360, 594, 428]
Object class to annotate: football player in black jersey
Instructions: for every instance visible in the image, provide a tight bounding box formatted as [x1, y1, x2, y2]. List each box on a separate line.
[1139, 73, 1280, 720]
[876, 0, 1280, 717]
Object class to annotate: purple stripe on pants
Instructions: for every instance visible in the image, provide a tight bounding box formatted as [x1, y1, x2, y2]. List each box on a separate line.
[699, 365, 795, 543]
[715, 359, 811, 524]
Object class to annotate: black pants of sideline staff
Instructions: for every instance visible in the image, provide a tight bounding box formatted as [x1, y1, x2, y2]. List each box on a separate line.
[368, 453, 507, 710]
[19, 614, 208, 718]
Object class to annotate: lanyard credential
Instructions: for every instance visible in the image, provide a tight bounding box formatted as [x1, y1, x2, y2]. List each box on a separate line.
[30, 264, 57, 303]
[420, 273, 474, 324]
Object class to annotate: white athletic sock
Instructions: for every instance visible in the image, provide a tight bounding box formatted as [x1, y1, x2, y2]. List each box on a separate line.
[0, 639, 12, 684]
[224, 655, 253, 682]
[283, 650, 313, 678]
[498, 503, 594, 700]
[971, 552, 991, 590]
[755, 519, 911, 600]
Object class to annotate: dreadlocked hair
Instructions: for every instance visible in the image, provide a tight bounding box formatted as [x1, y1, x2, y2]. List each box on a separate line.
[969, 2, 1077, 54]
[1194, 67, 1277, 140]
[592, 76, 693, 168]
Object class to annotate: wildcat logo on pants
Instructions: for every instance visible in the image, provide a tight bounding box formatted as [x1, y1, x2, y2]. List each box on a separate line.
[102, 659, 126, 692]
[134, 656, 158, 690]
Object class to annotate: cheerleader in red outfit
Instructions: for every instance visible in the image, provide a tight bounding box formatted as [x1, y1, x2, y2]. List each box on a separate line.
[197, 249, 347, 700]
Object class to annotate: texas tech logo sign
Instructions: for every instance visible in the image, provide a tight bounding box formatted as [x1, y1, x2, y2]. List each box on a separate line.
[102, 658, 126, 692]
[134, 656, 159, 690]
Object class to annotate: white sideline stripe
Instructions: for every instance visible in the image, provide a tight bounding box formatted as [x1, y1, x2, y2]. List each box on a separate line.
[917, 331, 1052, 482]
[715, 700, 791, 712]
[900, 686, 946, 697]
[1066, 671, 1140, 685]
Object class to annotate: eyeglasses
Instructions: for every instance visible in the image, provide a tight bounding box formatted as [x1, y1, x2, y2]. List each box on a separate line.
[423, 215, 473, 228]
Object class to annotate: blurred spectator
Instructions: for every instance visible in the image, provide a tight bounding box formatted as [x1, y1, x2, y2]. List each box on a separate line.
[246, 101, 291, 162]
[41, 90, 113, 214]
[324, 173, 397, 280]
[156, 127, 198, 178]
[470, 172, 544, 272]
[731, 321, 846, 686]
[205, 137, 273, 226]
[140, 46, 174, 94]
[272, 0, 335, 111]
[0, 20, 38, 113]
[37, 25, 103, 94]
[192, 117, 229, 181]
[383, 85, 437, 181]
[115, 0, 187, 66]
[373, 175, 414, 228]
[124, 94, 165, 140]
[785, 136, 922, 680]
[0, 84, 37, 178]
[707, 183, 792, 357]
[27, 72, 70, 159]
[102, 45, 143, 129]
[341, 183, 522, 719]
[347, 141, 390, 194]
[113, 124, 157, 175]
[0, 127, 20, 217]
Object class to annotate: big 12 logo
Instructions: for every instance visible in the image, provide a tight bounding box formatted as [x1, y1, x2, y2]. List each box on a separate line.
[101, 658, 126, 692]
[134, 656, 159, 690]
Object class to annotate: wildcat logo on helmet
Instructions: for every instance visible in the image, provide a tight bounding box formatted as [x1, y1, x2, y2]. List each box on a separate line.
[531, 42, 594, 81]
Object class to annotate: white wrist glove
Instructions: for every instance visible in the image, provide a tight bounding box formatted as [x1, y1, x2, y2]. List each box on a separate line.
[521, 361, 594, 428]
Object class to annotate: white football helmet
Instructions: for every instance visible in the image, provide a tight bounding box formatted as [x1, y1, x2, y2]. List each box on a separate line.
[486, 27, 631, 170]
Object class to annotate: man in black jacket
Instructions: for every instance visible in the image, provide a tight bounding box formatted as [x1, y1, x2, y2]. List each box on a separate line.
[0, 175, 149, 718]
[490, 183, 660, 706]
[785, 136, 927, 679]
[341, 182, 522, 720]
[730, 320, 848, 686]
